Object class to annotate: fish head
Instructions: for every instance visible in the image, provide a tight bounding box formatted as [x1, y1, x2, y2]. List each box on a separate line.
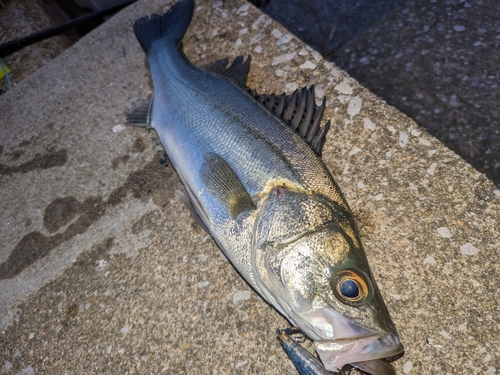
[253, 186, 403, 373]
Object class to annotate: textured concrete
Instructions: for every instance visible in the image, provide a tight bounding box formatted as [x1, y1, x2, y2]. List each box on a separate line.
[0, 0, 499, 374]
[260, 0, 407, 59]
[335, 0, 500, 187]
[261, 0, 500, 187]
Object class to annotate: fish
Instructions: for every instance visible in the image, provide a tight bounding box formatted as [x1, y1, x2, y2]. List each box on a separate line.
[128, 0, 404, 373]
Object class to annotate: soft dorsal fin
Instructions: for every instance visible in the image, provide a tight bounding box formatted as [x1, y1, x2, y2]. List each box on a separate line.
[202, 56, 252, 86]
[246, 85, 331, 156]
[125, 96, 154, 128]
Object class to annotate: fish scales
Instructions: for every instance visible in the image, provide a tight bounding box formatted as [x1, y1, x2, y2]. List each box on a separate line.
[148, 32, 350, 310]
[149, 42, 345, 206]
[128, 1, 403, 374]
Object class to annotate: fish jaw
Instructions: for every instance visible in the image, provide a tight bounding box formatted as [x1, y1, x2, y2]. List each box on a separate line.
[294, 304, 402, 373]
[351, 359, 399, 375]
[314, 332, 402, 373]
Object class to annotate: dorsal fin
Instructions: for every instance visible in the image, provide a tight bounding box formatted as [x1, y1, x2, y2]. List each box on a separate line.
[202, 55, 330, 155]
[202, 56, 252, 86]
[246, 85, 331, 156]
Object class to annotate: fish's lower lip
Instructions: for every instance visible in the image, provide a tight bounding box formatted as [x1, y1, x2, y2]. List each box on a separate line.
[351, 359, 397, 375]
[314, 333, 403, 372]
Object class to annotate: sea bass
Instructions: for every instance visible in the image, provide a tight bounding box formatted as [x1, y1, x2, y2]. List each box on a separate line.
[128, 0, 404, 373]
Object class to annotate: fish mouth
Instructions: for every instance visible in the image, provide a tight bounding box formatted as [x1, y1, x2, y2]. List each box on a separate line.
[314, 332, 403, 374]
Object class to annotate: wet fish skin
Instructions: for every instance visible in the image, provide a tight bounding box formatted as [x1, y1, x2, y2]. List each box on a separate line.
[130, 0, 403, 373]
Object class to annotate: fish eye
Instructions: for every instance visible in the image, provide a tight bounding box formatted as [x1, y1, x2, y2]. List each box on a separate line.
[340, 279, 359, 298]
[332, 269, 370, 305]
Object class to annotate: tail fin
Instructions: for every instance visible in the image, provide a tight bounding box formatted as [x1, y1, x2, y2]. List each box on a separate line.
[133, 0, 195, 54]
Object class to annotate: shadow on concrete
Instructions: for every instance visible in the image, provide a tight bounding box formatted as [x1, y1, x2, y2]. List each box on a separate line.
[259, 0, 500, 187]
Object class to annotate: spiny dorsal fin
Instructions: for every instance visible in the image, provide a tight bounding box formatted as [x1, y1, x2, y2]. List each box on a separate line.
[202, 56, 252, 86]
[202, 56, 330, 155]
[125, 97, 154, 128]
[246, 85, 331, 156]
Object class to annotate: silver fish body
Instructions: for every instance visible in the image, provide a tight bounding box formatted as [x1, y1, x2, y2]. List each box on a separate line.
[130, 0, 403, 373]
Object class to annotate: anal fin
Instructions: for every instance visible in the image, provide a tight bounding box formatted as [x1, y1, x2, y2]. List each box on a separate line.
[175, 189, 210, 234]
[200, 153, 255, 219]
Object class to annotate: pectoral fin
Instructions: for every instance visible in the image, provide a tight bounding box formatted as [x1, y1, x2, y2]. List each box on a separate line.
[200, 153, 255, 218]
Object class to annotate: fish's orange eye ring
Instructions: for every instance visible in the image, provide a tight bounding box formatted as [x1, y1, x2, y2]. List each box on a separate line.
[332, 269, 370, 305]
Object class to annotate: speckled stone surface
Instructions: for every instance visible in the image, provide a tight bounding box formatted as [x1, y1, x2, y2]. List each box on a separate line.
[260, 0, 500, 187]
[334, 0, 500, 187]
[0, 1, 499, 374]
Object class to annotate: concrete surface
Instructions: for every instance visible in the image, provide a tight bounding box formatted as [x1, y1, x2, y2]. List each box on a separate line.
[335, 0, 500, 188]
[0, 0, 499, 374]
[261, 0, 500, 187]
[260, 0, 408, 59]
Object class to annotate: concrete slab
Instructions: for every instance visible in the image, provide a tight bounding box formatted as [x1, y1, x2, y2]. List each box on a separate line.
[0, 0, 498, 374]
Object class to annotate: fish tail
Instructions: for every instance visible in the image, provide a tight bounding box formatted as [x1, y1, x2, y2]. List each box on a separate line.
[133, 0, 195, 54]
